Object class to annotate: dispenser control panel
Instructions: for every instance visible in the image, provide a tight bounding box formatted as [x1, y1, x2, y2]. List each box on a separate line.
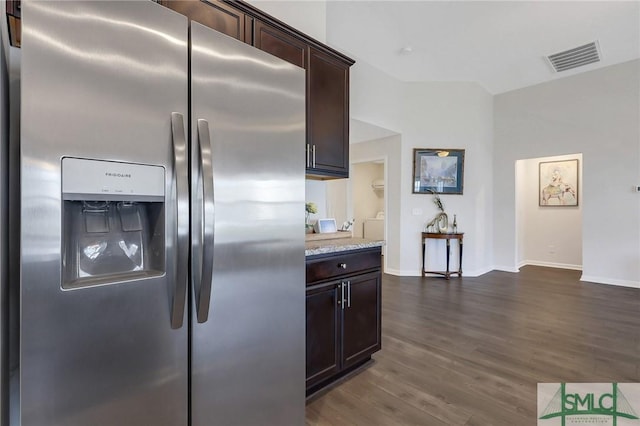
[62, 157, 164, 201]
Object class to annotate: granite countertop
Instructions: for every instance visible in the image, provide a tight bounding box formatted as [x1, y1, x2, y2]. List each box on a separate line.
[305, 237, 384, 257]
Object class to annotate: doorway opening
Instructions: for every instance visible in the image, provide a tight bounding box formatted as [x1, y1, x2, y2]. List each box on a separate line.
[515, 153, 583, 271]
[351, 160, 386, 252]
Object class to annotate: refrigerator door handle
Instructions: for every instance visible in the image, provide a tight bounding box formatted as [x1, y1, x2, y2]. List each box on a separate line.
[195, 118, 215, 323]
[171, 112, 189, 329]
[312, 144, 316, 168]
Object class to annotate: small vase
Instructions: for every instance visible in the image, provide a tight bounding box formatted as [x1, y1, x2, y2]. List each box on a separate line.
[436, 212, 448, 233]
[305, 224, 314, 234]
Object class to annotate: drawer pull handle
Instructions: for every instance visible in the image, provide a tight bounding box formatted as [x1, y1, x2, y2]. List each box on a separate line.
[338, 263, 347, 269]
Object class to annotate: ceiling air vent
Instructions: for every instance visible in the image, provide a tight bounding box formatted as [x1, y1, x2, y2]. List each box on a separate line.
[546, 41, 601, 72]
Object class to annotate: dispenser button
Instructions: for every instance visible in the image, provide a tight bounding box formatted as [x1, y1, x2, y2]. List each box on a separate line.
[101, 187, 109, 193]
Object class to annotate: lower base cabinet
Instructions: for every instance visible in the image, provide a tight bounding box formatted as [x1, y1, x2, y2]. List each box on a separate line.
[305, 282, 340, 388]
[306, 248, 382, 393]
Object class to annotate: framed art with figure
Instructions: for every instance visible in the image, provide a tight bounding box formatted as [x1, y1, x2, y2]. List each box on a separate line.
[539, 159, 578, 206]
[412, 148, 465, 194]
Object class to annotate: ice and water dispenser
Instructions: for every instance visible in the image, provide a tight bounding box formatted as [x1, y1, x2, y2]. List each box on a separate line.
[61, 158, 165, 289]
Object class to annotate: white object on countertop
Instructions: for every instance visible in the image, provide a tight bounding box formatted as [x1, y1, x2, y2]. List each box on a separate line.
[314, 218, 337, 233]
[340, 219, 355, 231]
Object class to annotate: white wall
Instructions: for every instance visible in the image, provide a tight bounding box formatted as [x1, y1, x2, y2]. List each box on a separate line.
[341, 54, 496, 277]
[516, 154, 583, 270]
[325, 178, 347, 228]
[349, 58, 404, 134]
[495, 60, 640, 287]
[399, 82, 494, 276]
[245, 0, 327, 43]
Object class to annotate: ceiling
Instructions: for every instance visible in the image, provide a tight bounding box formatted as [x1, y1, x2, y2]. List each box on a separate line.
[325, 1, 640, 94]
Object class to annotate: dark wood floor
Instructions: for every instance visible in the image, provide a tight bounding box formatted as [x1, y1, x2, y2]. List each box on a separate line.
[305, 266, 640, 425]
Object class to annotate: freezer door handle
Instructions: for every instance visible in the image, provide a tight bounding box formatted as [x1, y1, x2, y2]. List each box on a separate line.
[171, 112, 189, 329]
[195, 118, 215, 323]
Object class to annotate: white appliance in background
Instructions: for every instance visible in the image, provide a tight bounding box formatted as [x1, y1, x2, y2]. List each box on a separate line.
[364, 211, 385, 255]
[364, 218, 384, 240]
[3, 2, 305, 425]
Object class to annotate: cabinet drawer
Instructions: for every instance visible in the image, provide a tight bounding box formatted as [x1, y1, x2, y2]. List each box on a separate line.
[306, 249, 381, 284]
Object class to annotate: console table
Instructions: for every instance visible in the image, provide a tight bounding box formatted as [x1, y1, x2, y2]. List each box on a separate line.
[421, 232, 464, 279]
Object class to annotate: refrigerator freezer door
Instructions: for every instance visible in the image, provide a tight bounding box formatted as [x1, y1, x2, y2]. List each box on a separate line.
[190, 23, 306, 425]
[20, 2, 188, 425]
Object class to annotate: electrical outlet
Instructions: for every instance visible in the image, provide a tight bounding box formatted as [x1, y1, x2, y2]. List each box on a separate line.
[412, 208, 423, 216]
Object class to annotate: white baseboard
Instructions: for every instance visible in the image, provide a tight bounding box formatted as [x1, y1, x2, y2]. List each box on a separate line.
[493, 265, 520, 273]
[580, 275, 640, 289]
[383, 268, 409, 276]
[464, 266, 494, 277]
[520, 260, 582, 271]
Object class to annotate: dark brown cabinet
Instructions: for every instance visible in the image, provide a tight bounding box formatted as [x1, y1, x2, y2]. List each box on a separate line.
[306, 48, 350, 178]
[160, 0, 251, 43]
[341, 272, 382, 369]
[305, 282, 340, 388]
[253, 19, 307, 68]
[306, 248, 382, 393]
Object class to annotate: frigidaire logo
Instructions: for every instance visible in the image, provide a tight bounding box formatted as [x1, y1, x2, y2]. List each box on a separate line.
[105, 172, 131, 178]
[538, 383, 640, 425]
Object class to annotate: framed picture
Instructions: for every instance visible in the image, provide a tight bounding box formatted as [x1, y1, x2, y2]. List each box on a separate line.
[539, 159, 579, 206]
[412, 148, 465, 194]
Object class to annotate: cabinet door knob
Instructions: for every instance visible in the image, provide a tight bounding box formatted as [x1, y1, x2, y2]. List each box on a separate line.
[338, 263, 347, 269]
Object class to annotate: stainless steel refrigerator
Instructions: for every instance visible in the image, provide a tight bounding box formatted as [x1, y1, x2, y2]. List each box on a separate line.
[4, 1, 306, 425]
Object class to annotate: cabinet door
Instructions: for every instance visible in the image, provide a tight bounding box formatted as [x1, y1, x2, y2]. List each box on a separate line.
[253, 19, 307, 68]
[341, 272, 382, 369]
[306, 282, 341, 389]
[161, 0, 248, 42]
[307, 47, 350, 178]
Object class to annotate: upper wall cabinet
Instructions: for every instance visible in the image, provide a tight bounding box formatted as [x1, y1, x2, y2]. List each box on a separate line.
[307, 48, 350, 178]
[160, 0, 252, 43]
[253, 19, 307, 69]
